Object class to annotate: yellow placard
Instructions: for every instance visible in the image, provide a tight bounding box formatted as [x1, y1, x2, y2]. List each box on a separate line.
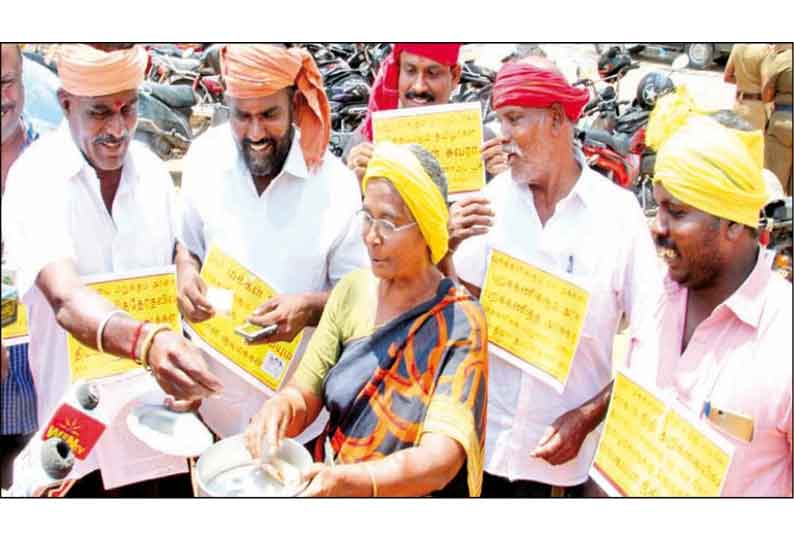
[2, 304, 29, 342]
[480, 250, 590, 388]
[189, 245, 302, 391]
[593, 371, 733, 496]
[373, 102, 485, 193]
[67, 270, 180, 382]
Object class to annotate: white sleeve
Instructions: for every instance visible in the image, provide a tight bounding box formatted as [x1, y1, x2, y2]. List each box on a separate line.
[2, 160, 77, 298]
[175, 150, 207, 262]
[453, 231, 490, 289]
[327, 211, 369, 287]
[614, 195, 663, 337]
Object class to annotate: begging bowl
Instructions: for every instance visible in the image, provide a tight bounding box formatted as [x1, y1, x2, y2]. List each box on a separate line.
[195, 434, 313, 497]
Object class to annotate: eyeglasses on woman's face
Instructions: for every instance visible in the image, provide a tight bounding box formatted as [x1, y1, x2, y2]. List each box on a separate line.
[357, 209, 417, 239]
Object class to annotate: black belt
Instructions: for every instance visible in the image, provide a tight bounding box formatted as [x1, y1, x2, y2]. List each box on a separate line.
[737, 91, 763, 101]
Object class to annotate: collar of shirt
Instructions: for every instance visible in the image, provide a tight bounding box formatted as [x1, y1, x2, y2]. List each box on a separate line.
[511, 148, 598, 221]
[227, 125, 310, 192]
[51, 121, 140, 200]
[662, 248, 770, 330]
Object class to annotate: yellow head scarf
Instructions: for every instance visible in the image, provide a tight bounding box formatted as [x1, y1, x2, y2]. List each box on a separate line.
[361, 143, 449, 264]
[648, 87, 767, 228]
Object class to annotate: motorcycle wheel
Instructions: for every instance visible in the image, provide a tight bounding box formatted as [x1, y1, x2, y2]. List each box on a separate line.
[686, 43, 714, 70]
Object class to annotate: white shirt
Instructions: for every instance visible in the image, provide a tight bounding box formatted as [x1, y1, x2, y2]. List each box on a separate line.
[178, 124, 369, 438]
[454, 154, 661, 486]
[2, 123, 181, 483]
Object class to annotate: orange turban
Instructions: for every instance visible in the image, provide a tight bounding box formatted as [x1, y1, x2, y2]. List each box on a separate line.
[221, 44, 330, 169]
[56, 44, 147, 97]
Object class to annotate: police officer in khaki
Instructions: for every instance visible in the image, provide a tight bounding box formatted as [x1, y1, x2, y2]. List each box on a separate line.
[724, 44, 771, 130]
[762, 44, 793, 195]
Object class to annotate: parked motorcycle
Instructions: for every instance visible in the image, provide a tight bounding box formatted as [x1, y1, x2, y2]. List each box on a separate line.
[761, 197, 793, 282]
[452, 59, 497, 122]
[576, 54, 688, 213]
[135, 80, 227, 161]
[135, 82, 196, 160]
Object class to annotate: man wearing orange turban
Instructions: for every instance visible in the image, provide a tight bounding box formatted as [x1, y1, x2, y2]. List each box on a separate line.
[451, 56, 660, 497]
[345, 43, 508, 184]
[175, 44, 369, 442]
[2, 44, 222, 496]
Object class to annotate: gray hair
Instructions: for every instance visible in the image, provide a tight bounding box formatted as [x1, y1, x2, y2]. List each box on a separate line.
[406, 143, 449, 202]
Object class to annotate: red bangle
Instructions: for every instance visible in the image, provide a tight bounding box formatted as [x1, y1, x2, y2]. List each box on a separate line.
[130, 321, 148, 361]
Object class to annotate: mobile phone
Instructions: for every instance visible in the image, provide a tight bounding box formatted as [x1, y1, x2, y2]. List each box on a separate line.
[706, 404, 754, 443]
[234, 322, 278, 343]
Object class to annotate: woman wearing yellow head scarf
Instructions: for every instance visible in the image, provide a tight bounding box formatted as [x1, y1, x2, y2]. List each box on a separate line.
[245, 143, 488, 497]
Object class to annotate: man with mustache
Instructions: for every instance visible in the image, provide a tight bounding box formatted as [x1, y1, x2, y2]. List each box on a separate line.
[625, 109, 791, 496]
[2, 44, 222, 496]
[1, 44, 40, 490]
[175, 44, 368, 438]
[345, 43, 508, 183]
[449, 57, 661, 497]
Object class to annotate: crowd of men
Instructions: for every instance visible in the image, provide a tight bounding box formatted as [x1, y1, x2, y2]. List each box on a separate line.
[0, 42, 791, 497]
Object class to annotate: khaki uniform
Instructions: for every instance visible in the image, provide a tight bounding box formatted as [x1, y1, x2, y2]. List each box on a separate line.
[728, 44, 771, 130]
[762, 46, 793, 195]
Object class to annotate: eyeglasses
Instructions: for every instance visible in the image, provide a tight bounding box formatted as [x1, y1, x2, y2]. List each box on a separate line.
[357, 209, 417, 239]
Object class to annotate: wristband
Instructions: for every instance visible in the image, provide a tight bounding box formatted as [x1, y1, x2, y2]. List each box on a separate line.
[139, 324, 172, 372]
[130, 320, 148, 361]
[96, 310, 128, 353]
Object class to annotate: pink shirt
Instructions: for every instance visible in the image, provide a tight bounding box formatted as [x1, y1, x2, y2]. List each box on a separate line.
[627, 251, 792, 497]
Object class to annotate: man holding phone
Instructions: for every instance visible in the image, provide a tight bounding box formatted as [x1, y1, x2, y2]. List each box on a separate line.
[175, 44, 368, 437]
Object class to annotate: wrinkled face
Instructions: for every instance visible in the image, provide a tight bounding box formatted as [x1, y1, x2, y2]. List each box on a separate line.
[59, 88, 138, 172]
[496, 105, 556, 185]
[227, 89, 294, 180]
[1, 46, 24, 144]
[362, 179, 431, 280]
[398, 52, 461, 108]
[652, 183, 726, 289]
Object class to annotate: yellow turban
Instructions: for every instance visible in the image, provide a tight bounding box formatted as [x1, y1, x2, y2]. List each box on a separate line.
[362, 143, 449, 264]
[56, 44, 147, 97]
[648, 87, 767, 228]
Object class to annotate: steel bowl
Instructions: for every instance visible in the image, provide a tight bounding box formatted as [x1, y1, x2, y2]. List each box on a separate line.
[195, 434, 313, 497]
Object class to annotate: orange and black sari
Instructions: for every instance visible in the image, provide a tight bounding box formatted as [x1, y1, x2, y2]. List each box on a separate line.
[313, 278, 488, 496]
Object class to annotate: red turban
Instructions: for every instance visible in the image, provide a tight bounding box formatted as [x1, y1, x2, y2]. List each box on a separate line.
[221, 44, 330, 170]
[492, 62, 590, 122]
[361, 43, 461, 141]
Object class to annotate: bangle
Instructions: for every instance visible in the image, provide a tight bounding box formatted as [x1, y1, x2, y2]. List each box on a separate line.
[96, 310, 128, 353]
[363, 463, 378, 498]
[138, 324, 171, 372]
[130, 320, 148, 361]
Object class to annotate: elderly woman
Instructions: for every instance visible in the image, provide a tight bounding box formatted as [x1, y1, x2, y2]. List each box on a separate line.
[245, 142, 488, 497]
